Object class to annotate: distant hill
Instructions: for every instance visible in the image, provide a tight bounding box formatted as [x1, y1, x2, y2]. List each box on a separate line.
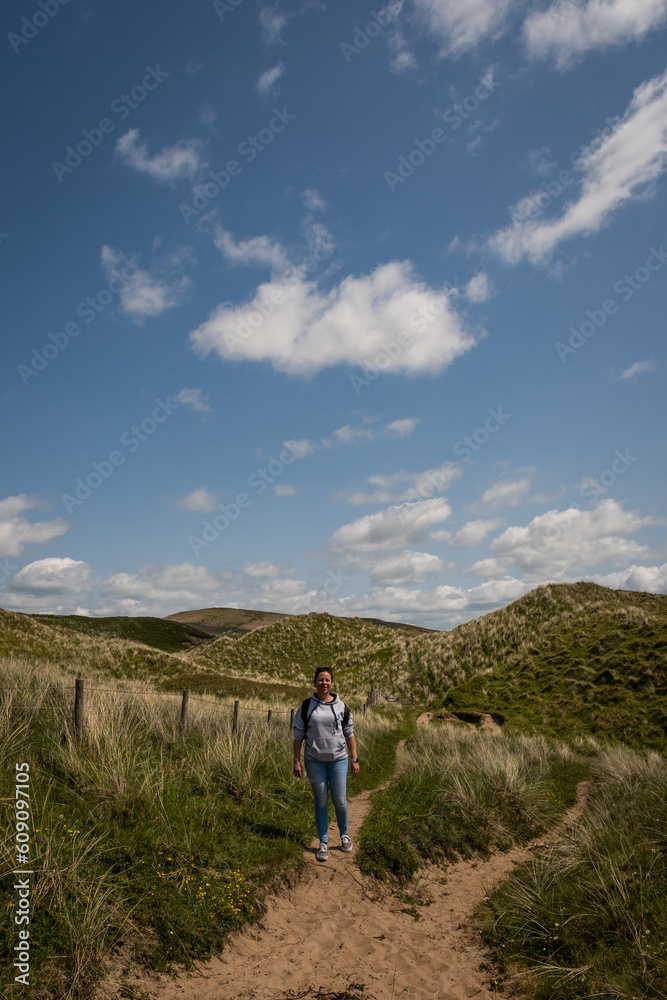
[31, 614, 214, 653]
[165, 606, 436, 639]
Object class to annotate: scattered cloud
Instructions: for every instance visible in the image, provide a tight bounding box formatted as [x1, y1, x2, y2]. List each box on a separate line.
[339, 463, 462, 505]
[451, 518, 501, 546]
[273, 484, 298, 496]
[101, 245, 191, 322]
[244, 561, 281, 578]
[172, 387, 213, 413]
[282, 438, 315, 459]
[465, 272, 492, 302]
[488, 69, 667, 264]
[620, 359, 656, 380]
[488, 499, 651, 579]
[386, 417, 419, 437]
[214, 226, 290, 273]
[594, 560, 667, 593]
[414, 0, 517, 54]
[115, 128, 204, 182]
[524, 0, 667, 68]
[471, 477, 531, 513]
[330, 498, 452, 552]
[189, 260, 476, 376]
[0, 495, 67, 559]
[259, 4, 288, 43]
[177, 488, 218, 513]
[302, 188, 327, 212]
[370, 550, 444, 585]
[256, 62, 285, 96]
[388, 30, 418, 72]
[9, 557, 90, 594]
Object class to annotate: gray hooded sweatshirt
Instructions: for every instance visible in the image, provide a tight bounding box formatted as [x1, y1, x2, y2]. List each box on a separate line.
[293, 693, 354, 762]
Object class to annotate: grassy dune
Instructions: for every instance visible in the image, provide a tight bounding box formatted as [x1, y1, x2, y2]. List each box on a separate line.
[436, 583, 667, 749]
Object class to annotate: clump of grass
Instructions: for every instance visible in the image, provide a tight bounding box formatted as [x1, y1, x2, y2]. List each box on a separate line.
[356, 723, 589, 882]
[476, 743, 667, 1000]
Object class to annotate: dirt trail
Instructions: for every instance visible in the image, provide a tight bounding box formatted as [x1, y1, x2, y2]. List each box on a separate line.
[115, 722, 589, 1000]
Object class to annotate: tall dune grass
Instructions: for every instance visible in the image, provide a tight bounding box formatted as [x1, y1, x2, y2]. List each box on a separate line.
[357, 722, 590, 882]
[477, 742, 667, 1000]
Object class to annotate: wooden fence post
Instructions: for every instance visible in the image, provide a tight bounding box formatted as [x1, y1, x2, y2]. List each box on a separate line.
[362, 703, 366, 717]
[232, 700, 239, 736]
[267, 709, 272, 729]
[411, 692, 415, 707]
[180, 690, 190, 734]
[74, 678, 84, 740]
[290, 708, 295, 729]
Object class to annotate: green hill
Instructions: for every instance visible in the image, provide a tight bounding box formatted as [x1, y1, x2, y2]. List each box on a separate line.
[187, 611, 414, 696]
[31, 613, 214, 653]
[420, 582, 667, 750]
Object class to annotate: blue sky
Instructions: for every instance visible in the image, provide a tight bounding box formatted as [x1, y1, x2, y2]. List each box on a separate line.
[1, 0, 666, 628]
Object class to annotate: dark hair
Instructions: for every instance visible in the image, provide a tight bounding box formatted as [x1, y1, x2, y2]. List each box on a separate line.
[314, 666, 334, 682]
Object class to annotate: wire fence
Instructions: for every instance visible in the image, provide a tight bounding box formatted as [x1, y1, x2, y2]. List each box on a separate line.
[70, 680, 419, 739]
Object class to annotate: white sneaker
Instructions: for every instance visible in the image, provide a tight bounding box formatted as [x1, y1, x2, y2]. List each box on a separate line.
[316, 842, 329, 861]
[341, 834, 353, 852]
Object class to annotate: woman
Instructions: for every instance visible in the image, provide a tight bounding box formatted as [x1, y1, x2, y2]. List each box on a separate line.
[292, 666, 360, 861]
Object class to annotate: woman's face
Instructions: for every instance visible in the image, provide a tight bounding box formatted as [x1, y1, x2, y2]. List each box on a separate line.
[314, 671, 332, 700]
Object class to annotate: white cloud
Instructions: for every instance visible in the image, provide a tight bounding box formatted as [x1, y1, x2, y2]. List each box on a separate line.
[101, 245, 191, 322]
[259, 4, 288, 43]
[177, 488, 218, 513]
[415, 0, 518, 54]
[370, 550, 444, 585]
[0, 495, 67, 559]
[471, 478, 531, 512]
[330, 498, 452, 552]
[620, 359, 656, 380]
[99, 563, 227, 613]
[524, 0, 667, 67]
[214, 226, 290, 273]
[10, 557, 90, 594]
[593, 560, 667, 593]
[341, 463, 462, 505]
[273, 484, 297, 496]
[451, 518, 501, 546]
[488, 69, 667, 264]
[115, 128, 204, 182]
[468, 557, 506, 578]
[256, 62, 285, 95]
[188, 260, 476, 376]
[489, 499, 651, 579]
[244, 562, 281, 578]
[386, 417, 419, 437]
[465, 272, 492, 302]
[302, 188, 327, 212]
[172, 387, 212, 413]
[388, 30, 418, 72]
[282, 438, 315, 458]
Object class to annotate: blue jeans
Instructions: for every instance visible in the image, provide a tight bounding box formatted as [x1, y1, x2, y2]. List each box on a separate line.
[304, 758, 349, 843]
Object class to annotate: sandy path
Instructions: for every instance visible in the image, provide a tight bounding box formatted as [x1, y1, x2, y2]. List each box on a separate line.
[113, 725, 589, 1000]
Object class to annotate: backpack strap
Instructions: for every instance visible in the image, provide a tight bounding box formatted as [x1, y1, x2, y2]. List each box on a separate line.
[299, 697, 351, 737]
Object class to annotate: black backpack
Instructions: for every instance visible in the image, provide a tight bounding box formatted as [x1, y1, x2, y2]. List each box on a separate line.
[299, 695, 350, 737]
